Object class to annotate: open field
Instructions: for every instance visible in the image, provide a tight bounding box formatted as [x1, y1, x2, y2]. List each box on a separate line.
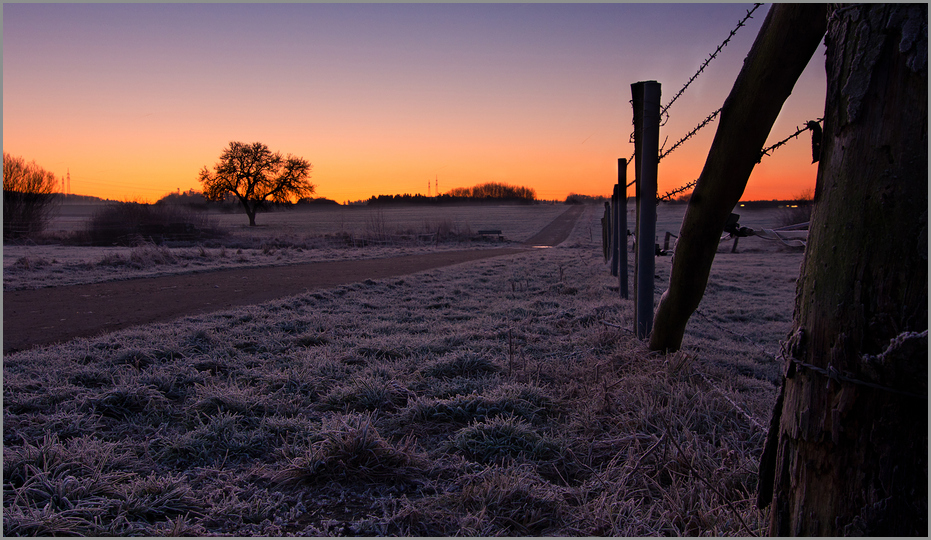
[4, 203, 568, 291]
[3, 202, 804, 535]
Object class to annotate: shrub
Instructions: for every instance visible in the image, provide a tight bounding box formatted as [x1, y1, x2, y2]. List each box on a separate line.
[777, 188, 814, 228]
[85, 201, 225, 246]
[565, 193, 607, 204]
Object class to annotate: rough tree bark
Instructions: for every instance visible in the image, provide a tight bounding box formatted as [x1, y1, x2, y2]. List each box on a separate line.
[648, 4, 827, 352]
[758, 4, 928, 535]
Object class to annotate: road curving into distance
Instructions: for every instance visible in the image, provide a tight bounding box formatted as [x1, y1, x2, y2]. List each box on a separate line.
[3, 204, 584, 354]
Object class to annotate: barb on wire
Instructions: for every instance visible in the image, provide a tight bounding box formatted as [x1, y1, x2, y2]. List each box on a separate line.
[660, 3, 763, 123]
[658, 108, 722, 162]
[759, 118, 823, 161]
[658, 179, 698, 202]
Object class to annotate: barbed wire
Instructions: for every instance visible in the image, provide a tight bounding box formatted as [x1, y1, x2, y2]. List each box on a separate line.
[658, 179, 698, 202]
[627, 3, 762, 165]
[758, 118, 823, 161]
[659, 3, 763, 124]
[700, 306, 928, 401]
[656, 118, 823, 201]
[658, 108, 722, 162]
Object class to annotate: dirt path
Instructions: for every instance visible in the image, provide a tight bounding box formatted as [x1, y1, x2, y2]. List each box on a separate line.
[4, 205, 583, 354]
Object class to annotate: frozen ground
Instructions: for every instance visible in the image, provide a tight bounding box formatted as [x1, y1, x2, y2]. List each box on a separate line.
[4, 202, 805, 535]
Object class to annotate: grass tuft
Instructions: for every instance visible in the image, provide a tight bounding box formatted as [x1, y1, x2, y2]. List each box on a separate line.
[272, 413, 426, 487]
[450, 416, 561, 465]
[422, 351, 501, 379]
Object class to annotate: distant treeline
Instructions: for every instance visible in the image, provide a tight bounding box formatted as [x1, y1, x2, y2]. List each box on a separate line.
[367, 182, 537, 206]
[154, 190, 338, 211]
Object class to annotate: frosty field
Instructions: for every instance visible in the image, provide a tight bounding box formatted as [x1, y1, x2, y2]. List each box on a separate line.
[3, 202, 805, 535]
[4, 203, 568, 290]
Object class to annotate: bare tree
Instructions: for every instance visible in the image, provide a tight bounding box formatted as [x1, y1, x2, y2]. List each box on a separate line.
[3, 153, 60, 239]
[199, 141, 314, 226]
[758, 4, 927, 535]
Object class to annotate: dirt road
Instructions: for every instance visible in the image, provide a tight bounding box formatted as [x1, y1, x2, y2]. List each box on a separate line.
[4, 205, 583, 353]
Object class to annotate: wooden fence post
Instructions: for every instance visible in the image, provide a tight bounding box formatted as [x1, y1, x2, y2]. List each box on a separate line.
[633, 81, 660, 340]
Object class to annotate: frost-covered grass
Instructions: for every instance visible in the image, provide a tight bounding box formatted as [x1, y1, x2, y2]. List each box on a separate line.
[3, 203, 804, 535]
[3, 203, 567, 291]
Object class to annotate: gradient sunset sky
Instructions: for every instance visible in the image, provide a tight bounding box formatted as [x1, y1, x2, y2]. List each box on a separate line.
[4, 3, 825, 203]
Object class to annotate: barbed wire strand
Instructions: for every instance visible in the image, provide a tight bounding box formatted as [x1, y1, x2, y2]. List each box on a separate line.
[657, 119, 823, 201]
[696, 308, 928, 400]
[659, 3, 764, 124]
[758, 118, 823, 161]
[658, 179, 698, 202]
[627, 4, 762, 179]
[658, 108, 722, 161]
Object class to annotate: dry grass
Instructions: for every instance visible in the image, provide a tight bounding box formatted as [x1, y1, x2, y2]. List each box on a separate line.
[3, 203, 803, 535]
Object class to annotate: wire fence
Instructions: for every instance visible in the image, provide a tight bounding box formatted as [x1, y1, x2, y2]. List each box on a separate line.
[659, 4, 764, 124]
[627, 3, 762, 163]
[621, 2, 821, 202]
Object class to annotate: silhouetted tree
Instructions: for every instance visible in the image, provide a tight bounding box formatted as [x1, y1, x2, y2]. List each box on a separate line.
[3, 153, 60, 239]
[199, 141, 314, 226]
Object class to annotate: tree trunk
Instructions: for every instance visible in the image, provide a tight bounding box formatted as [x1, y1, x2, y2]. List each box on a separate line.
[759, 4, 928, 535]
[648, 4, 827, 352]
[243, 200, 257, 227]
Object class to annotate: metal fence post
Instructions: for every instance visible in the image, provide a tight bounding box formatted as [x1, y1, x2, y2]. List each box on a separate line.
[633, 81, 660, 339]
[618, 158, 629, 299]
[610, 185, 620, 277]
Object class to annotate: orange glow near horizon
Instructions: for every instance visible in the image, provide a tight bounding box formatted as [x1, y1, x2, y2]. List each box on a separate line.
[4, 3, 825, 205]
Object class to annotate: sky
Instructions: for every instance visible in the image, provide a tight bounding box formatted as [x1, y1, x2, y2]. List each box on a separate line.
[3, 3, 826, 204]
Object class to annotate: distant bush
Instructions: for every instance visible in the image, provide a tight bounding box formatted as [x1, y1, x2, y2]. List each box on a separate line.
[446, 182, 536, 201]
[155, 189, 211, 209]
[85, 202, 225, 246]
[3, 153, 60, 239]
[564, 194, 608, 205]
[296, 197, 340, 206]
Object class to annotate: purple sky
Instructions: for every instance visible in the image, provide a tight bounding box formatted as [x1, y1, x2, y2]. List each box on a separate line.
[4, 3, 826, 202]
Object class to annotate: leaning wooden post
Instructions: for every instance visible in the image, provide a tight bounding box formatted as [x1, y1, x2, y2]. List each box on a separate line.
[610, 186, 619, 277]
[648, 4, 827, 352]
[634, 81, 660, 339]
[618, 158, 629, 299]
